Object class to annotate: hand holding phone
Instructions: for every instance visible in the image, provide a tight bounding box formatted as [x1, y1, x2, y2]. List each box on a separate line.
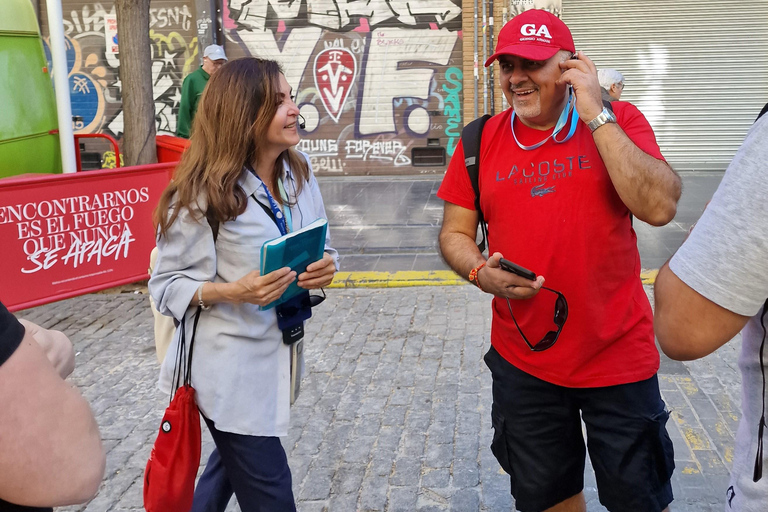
[499, 258, 537, 281]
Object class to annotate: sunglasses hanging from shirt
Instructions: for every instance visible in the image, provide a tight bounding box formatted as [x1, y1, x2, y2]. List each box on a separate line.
[506, 287, 568, 352]
[510, 86, 579, 151]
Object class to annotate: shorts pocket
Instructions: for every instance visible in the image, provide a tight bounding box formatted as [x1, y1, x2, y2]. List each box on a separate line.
[491, 407, 513, 475]
[648, 408, 675, 489]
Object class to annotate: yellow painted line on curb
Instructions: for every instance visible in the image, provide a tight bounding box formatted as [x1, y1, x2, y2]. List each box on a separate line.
[328, 270, 465, 288]
[641, 269, 659, 285]
[328, 269, 663, 288]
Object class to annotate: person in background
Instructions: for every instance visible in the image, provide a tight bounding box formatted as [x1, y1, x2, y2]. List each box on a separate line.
[0, 303, 105, 510]
[437, 9, 681, 512]
[598, 68, 625, 102]
[151, 57, 338, 511]
[176, 44, 228, 139]
[655, 112, 768, 512]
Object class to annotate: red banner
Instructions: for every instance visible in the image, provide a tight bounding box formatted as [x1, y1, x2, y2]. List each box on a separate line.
[0, 164, 175, 312]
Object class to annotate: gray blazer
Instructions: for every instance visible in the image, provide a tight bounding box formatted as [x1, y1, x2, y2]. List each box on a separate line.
[150, 157, 338, 436]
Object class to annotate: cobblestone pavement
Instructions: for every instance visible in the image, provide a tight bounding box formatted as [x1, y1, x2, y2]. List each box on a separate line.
[18, 285, 741, 512]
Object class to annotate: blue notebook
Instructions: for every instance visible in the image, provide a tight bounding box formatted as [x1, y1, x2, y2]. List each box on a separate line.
[259, 218, 328, 310]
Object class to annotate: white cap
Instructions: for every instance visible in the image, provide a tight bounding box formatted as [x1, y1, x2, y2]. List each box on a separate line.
[203, 44, 227, 62]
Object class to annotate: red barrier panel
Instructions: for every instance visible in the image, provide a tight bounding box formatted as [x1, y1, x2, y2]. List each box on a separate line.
[0, 163, 176, 312]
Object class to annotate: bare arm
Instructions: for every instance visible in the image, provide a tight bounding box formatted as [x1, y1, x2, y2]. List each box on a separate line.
[592, 123, 681, 226]
[192, 267, 297, 308]
[559, 52, 681, 226]
[0, 330, 105, 506]
[439, 202, 543, 299]
[654, 261, 750, 360]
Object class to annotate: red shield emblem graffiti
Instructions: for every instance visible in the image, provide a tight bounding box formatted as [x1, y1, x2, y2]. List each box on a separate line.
[313, 48, 356, 123]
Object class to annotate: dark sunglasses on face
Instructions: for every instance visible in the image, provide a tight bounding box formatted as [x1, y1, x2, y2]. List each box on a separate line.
[506, 286, 568, 352]
[275, 288, 326, 319]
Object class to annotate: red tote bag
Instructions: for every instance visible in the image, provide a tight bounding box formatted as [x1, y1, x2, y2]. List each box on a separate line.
[144, 307, 203, 512]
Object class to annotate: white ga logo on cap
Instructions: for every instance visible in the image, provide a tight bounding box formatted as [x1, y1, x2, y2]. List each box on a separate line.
[521, 24, 552, 38]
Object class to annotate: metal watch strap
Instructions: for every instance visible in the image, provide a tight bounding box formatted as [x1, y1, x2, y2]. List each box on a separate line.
[587, 107, 617, 133]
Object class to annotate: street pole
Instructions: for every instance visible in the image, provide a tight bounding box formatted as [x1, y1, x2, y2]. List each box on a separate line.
[45, 0, 77, 173]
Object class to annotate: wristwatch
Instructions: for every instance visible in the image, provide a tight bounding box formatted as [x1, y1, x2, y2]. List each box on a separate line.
[587, 107, 617, 133]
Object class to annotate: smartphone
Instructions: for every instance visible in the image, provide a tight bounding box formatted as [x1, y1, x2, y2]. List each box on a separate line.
[499, 258, 537, 281]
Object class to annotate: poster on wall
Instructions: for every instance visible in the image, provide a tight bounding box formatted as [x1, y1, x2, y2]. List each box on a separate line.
[104, 14, 119, 54]
[509, 0, 562, 17]
[0, 166, 173, 312]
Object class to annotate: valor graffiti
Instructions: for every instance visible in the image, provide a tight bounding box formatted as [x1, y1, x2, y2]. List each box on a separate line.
[314, 48, 357, 122]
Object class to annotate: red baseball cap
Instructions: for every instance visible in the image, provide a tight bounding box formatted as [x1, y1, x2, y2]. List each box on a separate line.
[485, 10, 574, 66]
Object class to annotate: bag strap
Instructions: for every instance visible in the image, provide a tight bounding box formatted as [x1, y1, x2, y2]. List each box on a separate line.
[168, 209, 218, 397]
[251, 193, 279, 227]
[205, 210, 220, 243]
[462, 114, 492, 252]
[170, 305, 203, 397]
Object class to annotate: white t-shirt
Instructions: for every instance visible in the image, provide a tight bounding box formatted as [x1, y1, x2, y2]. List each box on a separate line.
[670, 115, 768, 512]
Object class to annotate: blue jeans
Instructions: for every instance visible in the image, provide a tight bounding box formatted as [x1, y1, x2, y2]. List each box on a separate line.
[191, 417, 296, 512]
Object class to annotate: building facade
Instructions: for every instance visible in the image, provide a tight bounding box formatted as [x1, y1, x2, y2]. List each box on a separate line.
[33, 0, 768, 174]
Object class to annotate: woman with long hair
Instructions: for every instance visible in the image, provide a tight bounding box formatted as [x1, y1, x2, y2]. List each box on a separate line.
[150, 57, 337, 510]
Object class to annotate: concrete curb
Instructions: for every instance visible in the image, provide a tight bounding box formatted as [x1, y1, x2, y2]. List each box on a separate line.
[328, 270, 465, 288]
[329, 268, 660, 288]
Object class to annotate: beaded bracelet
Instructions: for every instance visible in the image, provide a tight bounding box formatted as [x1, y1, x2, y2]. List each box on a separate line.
[468, 262, 486, 291]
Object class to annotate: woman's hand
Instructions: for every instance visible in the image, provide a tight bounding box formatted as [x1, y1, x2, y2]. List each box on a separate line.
[232, 267, 296, 307]
[298, 252, 336, 289]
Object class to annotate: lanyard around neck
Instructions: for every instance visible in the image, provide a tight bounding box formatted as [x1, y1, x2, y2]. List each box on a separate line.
[510, 88, 579, 151]
[250, 170, 293, 236]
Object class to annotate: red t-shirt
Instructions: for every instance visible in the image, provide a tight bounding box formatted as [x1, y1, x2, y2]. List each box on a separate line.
[438, 102, 664, 387]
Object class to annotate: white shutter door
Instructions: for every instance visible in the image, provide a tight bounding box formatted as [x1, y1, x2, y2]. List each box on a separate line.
[563, 0, 768, 171]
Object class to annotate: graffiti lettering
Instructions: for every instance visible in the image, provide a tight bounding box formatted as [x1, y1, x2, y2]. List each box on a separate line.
[357, 28, 457, 136]
[442, 67, 462, 156]
[345, 140, 411, 166]
[298, 139, 339, 156]
[310, 157, 345, 173]
[64, 3, 111, 35]
[150, 6, 193, 31]
[230, 0, 460, 32]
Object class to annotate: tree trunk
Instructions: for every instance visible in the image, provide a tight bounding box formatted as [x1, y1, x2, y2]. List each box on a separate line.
[115, 0, 156, 166]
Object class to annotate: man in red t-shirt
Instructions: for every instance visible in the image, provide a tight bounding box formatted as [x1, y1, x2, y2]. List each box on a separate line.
[437, 10, 682, 512]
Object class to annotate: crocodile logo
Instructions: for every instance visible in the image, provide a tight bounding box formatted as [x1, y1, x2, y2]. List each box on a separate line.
[531, 184, 556, 197]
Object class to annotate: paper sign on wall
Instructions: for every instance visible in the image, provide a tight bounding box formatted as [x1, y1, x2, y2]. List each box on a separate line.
[105, 14, 119, 54]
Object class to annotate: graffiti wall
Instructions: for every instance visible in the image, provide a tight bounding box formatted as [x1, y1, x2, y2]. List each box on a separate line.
[38, 0, 463, 174]
[39, 0, 198, 165]
[224, 0, 463, 175]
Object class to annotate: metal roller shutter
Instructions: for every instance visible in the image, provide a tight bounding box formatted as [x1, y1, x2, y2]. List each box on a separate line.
[563, 0, 768, 171]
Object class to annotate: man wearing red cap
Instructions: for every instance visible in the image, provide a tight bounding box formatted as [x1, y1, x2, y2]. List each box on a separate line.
[438, 9, 681, 512]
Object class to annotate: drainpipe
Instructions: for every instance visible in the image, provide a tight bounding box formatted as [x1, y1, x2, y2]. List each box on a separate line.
[473, 0, 479, 119]
[488, 0, 495, 116]
[195, 0, 222, 60]
[501, 7, 509, 111]
[481, 0, 488, 114]
[46, 0, 77, 173]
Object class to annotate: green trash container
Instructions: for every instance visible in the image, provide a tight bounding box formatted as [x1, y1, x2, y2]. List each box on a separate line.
[0, 0, 61, 178]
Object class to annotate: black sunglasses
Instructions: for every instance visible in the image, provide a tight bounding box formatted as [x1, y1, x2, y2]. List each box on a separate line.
[505, 286, 568, 352]
[276, 288, 326, 318]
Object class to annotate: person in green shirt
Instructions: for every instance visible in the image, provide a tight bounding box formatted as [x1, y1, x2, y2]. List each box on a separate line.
[176, 44, 227, 138]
